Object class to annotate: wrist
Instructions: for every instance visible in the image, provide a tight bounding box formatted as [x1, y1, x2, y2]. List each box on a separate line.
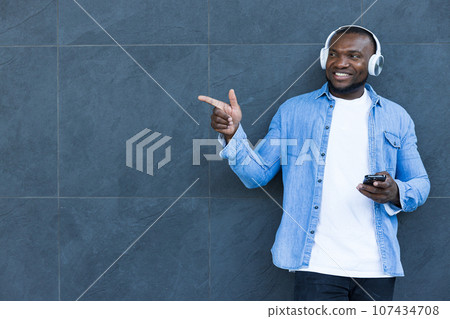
[390, 199, 401, 208]
[223, 123, 240, 144]
[391, 182, 401, 207]
[224, 133, 234, 144]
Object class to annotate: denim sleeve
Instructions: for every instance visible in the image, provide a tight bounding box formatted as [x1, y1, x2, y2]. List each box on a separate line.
[394, 114, 431, 213]
[383, 202, 402, 216]
[219, 108, 282, 189]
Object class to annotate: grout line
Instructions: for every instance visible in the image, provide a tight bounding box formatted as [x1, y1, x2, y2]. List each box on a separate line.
[71, 0, 199, 125]
[56, 0, 61, 302]
[0, 44, 57, 47]
[0, 196, 259, 199]
[75, 178, 200, 300]
[0, 196, 444, 199]
[208, 43, 323, 46]
[207, 0, 212, 301]
[0, 42, 449, 48]
[61, 43, 209, 47]
[0, 196, 212, 199]
[361, 0, 364, 25]
[382, 42, 450, 45]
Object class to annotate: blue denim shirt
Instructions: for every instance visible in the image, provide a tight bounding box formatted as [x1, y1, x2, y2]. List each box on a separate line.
[219, 83, 430, 276]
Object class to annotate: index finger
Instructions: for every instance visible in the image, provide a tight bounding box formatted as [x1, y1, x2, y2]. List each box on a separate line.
[198, 95, 228, 111]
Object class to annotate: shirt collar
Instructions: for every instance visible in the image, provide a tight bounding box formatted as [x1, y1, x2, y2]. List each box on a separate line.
[315, 82, 383, 107]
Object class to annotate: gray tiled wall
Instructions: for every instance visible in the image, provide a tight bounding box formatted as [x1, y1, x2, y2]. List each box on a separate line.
[0, 0, 448, 301]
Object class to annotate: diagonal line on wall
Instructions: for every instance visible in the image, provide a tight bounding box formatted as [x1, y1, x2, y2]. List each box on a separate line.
[253, 178, 377, 301]
[251, 0, 380, 126]
[76, 178, 199, 301]
[72, 0, 199, 125]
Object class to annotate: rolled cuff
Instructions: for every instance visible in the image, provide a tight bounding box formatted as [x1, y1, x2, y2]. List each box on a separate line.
[218, 123, 246, 162]
[383, 202, 402, 216]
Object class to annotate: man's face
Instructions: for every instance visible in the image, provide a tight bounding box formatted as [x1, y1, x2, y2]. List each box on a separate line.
[325, 32, 375, 98]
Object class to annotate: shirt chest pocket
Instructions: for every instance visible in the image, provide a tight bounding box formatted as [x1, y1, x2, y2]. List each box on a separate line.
[383, 131, 401, 175]
[384, 131, 401, 149]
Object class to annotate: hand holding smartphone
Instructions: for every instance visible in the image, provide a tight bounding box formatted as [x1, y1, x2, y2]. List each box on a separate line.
[363, 174, 386, 185]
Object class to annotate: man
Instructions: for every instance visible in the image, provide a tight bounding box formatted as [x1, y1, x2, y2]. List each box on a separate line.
[198, 26, 430, 301]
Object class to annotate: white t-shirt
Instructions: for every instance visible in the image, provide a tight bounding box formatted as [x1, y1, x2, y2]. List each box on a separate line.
[297, 88, 392, 278]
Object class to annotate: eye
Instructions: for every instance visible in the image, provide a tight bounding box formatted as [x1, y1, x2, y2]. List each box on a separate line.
[350, 54, 360, 59]
[329, 52, 336, 57]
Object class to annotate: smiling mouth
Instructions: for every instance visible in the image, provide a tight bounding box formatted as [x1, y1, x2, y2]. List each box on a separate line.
[334, 72, 351, 77]
[333, 72, 352, 80]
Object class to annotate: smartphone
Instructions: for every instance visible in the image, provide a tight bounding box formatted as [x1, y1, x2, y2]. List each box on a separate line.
[363, 174, 386, 185]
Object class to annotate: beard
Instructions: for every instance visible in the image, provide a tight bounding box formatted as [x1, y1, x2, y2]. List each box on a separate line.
[326, 74, 368, 95]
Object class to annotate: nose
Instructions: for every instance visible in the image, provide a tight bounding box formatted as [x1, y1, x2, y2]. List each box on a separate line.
[335, 56, 350, 68]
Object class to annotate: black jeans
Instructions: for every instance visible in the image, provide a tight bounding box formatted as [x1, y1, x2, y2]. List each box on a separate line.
[294, 271, 396, 301]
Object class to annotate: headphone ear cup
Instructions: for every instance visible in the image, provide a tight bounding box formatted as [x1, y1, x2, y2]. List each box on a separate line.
[320, 48, 328, 70]
[368, 54, 384, 76]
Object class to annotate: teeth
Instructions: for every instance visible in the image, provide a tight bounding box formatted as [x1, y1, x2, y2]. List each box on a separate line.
[335, 72, 350, 76]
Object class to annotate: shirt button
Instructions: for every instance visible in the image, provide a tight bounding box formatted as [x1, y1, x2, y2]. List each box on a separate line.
[329, 105, 333, 108]
[318, 179, 322, 183]
[325, 126, 329, 129]
[314, 205, 319, 209]
[310, 230, 315, 234]
[321, 152, 325, 156]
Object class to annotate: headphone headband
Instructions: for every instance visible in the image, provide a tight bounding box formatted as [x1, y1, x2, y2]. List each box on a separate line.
[324, 25, 382, 55]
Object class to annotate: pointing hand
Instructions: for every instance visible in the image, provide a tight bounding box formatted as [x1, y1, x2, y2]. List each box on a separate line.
[198, 89, 242, 142]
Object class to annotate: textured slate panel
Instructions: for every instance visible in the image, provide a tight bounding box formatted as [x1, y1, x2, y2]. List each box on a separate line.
[60, 198, 209, 300]
[209, 44, 324, 198]
[0, 0, 56, 45]
[210, 0, 361, 44]
[210, 198, 294, 300]
[362, 0, 449, 43]
[0, 0, 447, 304]
[0, 47, 57, 196]
[59, 0, 207, 45]
[0, 199, 58, 300]
[367, 44, 450, 197]
[395, 198, 450, 301]
[59, 45, 209, 196]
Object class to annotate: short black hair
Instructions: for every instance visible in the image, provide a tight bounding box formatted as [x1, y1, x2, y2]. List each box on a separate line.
[334, 26, 377, 54]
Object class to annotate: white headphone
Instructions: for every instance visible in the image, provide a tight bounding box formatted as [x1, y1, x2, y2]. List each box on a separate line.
[320, 25, 384, 76]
